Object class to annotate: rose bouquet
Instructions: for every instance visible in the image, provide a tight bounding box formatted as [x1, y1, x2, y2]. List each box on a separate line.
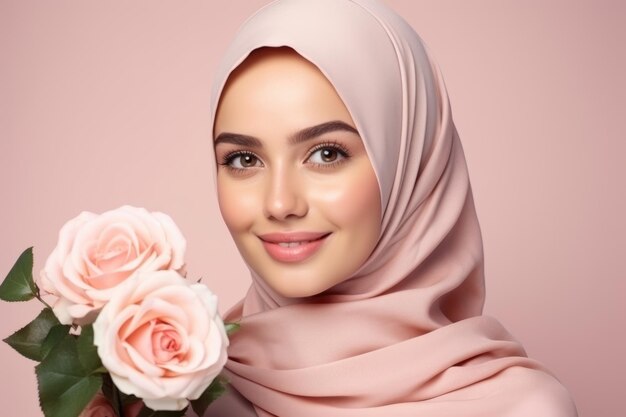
[1, 205, 238, 417]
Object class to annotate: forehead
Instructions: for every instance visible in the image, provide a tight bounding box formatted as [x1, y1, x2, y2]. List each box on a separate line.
[213, 47, 356, 138]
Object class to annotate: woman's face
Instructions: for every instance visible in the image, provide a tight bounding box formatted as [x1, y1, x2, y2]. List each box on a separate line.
[213, 48, 381, 298]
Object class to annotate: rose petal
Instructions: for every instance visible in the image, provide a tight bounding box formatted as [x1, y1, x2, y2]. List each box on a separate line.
[96, 223, 140, 265]
[152, 212, 187, 270]
[125, 319, 156, 364]
[79, 393, 115, 417]
[92, 270, 227, 411]
[122, 298, 188, 340]
[152, 323, 183, 363]
[143, 396, 188, 412]
[96, 234, 133, 271]
[123, 339, 164, 377]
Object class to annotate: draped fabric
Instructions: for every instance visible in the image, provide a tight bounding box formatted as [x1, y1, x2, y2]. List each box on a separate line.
[206, 1, 577, 416]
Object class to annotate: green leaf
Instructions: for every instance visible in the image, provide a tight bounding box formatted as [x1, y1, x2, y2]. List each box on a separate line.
[76, 325, 103, 374]
[40, 325, 71, 360]
[135, 405, 188, 417]
[190, 375, 228, 417]
[3, 308, 62, 361]
[35, 333, 103, 417]
[225, 321, 241, 336]
[0, 247, 37, 302]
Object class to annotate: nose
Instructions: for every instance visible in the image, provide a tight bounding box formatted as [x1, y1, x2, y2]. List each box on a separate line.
[263, 165, 308, 221]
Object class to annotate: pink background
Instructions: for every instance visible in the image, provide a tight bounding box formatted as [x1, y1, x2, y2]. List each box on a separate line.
[1, 1, 624, 415]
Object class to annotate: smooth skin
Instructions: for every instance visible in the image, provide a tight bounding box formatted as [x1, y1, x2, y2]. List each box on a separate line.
[213, 47, 382, 298]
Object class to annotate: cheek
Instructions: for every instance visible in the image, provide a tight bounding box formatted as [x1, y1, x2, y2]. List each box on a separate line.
[317, 165, 381, 234]
[216, 178, 258, 234]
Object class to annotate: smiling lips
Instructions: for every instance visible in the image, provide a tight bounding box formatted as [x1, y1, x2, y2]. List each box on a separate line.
[259, 231, 331, 263]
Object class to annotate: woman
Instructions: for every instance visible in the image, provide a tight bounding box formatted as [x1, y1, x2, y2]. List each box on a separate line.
[205, 0, 578, 416]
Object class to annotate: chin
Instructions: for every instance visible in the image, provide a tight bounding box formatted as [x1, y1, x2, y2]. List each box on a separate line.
[267, 275, 333, 298]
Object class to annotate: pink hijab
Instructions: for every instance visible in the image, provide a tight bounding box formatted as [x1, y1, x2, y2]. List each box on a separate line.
[207, 0, 577, 416]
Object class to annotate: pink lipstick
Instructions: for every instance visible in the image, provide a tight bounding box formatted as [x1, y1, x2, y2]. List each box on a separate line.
[258, 231, 331, 263]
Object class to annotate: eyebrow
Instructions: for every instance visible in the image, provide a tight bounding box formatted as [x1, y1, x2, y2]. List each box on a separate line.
[214, 120, 359, 148]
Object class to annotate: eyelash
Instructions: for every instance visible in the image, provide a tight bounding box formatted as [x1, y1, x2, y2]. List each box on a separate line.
[308, 141, 351, 168]
[218, 141, 352, 174]
[219, 150, 258, 173]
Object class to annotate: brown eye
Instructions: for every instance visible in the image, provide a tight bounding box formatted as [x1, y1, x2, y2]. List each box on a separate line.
[307, 144, 349, 166]
[320, 148, 338, 162]
[238, 154, 258, 167]
[222, 151, 263, 169]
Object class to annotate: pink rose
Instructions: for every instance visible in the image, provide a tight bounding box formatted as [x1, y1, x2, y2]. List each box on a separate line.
[38, 205, 187, 325]
[79, 393, 115, 417]
[92, 270, 229, 411]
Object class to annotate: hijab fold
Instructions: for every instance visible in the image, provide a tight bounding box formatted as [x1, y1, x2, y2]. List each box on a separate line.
[207, 1, 577, 415]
